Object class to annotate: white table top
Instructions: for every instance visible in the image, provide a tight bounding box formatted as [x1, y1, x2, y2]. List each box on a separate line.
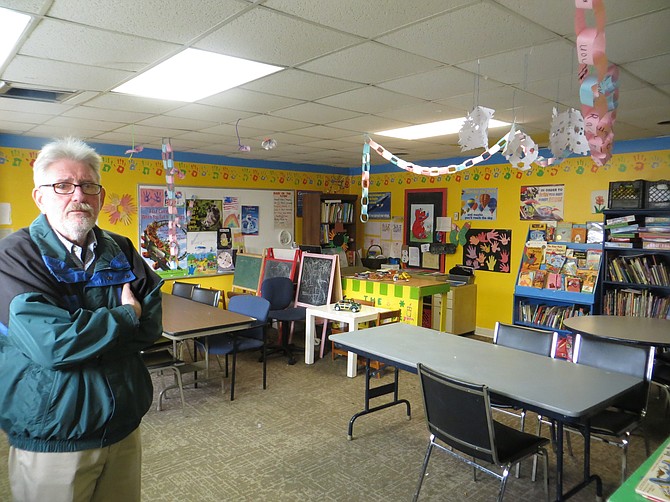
[563, 315, 670, 347]
[330, 323, 642, 420]
[305, 303, 388, 323]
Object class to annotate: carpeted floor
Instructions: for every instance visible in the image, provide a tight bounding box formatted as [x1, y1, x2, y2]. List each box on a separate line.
[1, 334, 668, 501]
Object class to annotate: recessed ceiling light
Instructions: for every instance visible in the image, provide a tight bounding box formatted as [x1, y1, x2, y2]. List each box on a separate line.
[0, 8, 31, 68]
[113, 48, 283, 102]
[376, 117, 510, 140]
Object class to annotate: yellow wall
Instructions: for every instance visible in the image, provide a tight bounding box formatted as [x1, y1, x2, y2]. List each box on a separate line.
[1, 144, 669, 331]
[357, 149, 670, 332]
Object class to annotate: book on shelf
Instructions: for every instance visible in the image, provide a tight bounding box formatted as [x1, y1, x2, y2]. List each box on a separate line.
[605, 242, 635, 249]
[586, 248, 603, 270]
[586, 221, 604, 243]
[555, 221, 573, 242]
[521, 242, 546, 271]
[532, 270, 548, 288]
[579, 270, 598, 293]
[528, 222, 547, 241]
[567, 248, 588, 268]
[645, 216, 670, 225]
[546, 272, 562, 290]
[561, 257, 579, 276]
[545, 243, 568, 272]
[571, 224, 587, 243]
[605, 214, 636, 226]
[643, 241, 670, 250]
[610, 223, 640, 234]
[518, 270, 534, 287]
[565, 276, 582, 293]
[634, 441, 670, 502]
[546, 221, 557, 242]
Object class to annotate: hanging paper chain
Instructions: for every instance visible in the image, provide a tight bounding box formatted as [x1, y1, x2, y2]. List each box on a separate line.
[360, 141, 371, 222]
[161, 138, 180, 269]
[575, 0, 618, 166]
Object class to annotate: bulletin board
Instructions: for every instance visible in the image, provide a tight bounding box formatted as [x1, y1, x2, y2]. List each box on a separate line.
[404, 188, 447, 272]
[138, 185, 294, 279]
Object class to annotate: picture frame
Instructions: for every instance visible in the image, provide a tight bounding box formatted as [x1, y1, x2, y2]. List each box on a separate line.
[404, 188, 447, 271]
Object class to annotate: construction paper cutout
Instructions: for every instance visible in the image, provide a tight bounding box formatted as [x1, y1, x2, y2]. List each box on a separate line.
[459, 106, 495, 151]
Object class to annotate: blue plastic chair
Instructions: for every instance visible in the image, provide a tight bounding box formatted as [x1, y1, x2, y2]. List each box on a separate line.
[196, 294, 270, 401]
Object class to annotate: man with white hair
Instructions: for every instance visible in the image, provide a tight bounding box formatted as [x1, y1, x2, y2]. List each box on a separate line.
[0, 138, 163, 501]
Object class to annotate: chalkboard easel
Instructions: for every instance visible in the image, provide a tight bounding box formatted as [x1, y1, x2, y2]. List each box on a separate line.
[231, 253, 263, 294]
[295, 253, 342, 308]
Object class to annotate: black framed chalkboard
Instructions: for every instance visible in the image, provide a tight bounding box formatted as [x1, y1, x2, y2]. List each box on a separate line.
[261, 258, 297, 282]
[295, 253, 337, 307]
[231, 253, 263, 292]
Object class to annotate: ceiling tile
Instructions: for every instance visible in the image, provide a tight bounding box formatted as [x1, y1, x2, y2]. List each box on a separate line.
[316, 86, 426, 114]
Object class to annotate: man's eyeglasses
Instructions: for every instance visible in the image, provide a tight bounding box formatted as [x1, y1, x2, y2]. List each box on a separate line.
[39, 182, 103, 195]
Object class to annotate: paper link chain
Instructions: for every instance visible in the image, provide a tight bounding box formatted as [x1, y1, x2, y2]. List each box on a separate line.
[161, 138, 181, 268]
[575, 0, 618, 166]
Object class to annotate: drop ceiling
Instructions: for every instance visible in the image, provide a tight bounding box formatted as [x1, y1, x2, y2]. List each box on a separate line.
[0, 0, 668, 169]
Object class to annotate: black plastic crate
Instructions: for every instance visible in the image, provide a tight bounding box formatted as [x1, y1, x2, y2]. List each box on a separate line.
[644, 180, 670, 209]
[608, 180, 645, 209]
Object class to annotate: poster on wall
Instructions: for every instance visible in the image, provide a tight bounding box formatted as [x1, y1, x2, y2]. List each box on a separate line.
[139, 205, 188, 273]
[241, 205, 260, 235]
[461, 188, 498, 220]
[404, 188, 446, 272]
[591, 189, 608, 213]
[462, 228, 512, 273]
[187, 199, 222, 231]
[367, 192, 391, 219]
[186, 231, 218, 275]
[519, 184, 564, 221]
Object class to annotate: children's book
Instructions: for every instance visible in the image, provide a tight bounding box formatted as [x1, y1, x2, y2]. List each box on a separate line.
[566, 248, 588, 269]
[518, 270, 534, 287]
[579, 270, 598, 293]
[545, 249, 567, 273]
[521, 242, 546, 271]
[546, 221, 557, 242]
[635, 442, 670, 502]
[528, 222, 547, 241]
[532, 270, 547, 288]
[555, 221, 573, 242]
[586, 249, 603, 271]
[546, 273, 562, 290]
[571, 224, 587, 243]
[561, 258, 579, 276]
[586, 221, 604, 243]
[565, 276, 582, 293]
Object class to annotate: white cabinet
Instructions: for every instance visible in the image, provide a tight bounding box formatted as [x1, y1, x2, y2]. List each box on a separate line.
[432, 284, 477, 334]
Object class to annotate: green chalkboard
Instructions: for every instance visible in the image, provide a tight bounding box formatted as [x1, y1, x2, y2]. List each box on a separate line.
[232, 254, 263, 292]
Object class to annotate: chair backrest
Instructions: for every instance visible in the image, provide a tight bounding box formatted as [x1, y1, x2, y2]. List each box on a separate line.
[418, 363, 498, 465]
[228, 295, 271, 340]
[260, 277, 295, 310]
[493, 322, 558, 357]
[172, 281, 199, 299]
[573, 333, 655, 412]
[377, 308, 402, 326]
[191, 287, 221, 307]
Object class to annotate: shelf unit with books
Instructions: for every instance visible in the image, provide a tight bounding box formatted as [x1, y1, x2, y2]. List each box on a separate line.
[601, 208, 670, 319]
[513, 223, 602, 358]
[302, 192, 358, 265]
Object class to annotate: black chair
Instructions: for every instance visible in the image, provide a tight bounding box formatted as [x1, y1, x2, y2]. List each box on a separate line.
[492, 322, 558, 431]
[413, 364, 549, 502]
[570, 333, 656, 484]
[191, 286, 221, 307]
[652, 352, 670, 416]
[172, 281, 199, 299]
[260, 277, 305, 365]
[195, 294, 270, 401]
[141, 338, 186, 411]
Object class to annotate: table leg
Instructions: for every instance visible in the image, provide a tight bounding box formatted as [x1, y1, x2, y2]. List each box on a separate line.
[305, 313, 315, 365]
[438, 292, 447, 332]
[346, 322, 359, 378]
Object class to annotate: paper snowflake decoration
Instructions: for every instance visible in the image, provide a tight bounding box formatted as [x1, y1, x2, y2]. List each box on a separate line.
[549, 107, 589, 158]
[503, 126, 538, 171]
[459, 106, 495, 151]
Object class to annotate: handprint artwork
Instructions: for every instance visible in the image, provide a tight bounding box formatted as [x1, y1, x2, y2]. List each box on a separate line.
[462, 228, 512, 273]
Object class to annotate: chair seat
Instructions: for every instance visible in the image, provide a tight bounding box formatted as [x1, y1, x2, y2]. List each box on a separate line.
[269, 306, 306, 322]
[587, 408, 642, 437]
[204, 334, 265, 356]
[142, 349, 183, 368]
[493, 421, 550, 465]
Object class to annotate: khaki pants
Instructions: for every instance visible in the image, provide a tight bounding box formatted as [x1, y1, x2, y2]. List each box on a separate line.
[8, 428, 141, 502]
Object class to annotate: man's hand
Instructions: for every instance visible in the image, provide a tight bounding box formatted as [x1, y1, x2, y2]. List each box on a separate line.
[121, 283, 142, 319]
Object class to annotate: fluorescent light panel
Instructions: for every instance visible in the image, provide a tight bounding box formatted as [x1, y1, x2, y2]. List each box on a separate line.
[0, 8, 31, 67]
[113, 48, 283, 102]
[376, 117, 510, 140]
